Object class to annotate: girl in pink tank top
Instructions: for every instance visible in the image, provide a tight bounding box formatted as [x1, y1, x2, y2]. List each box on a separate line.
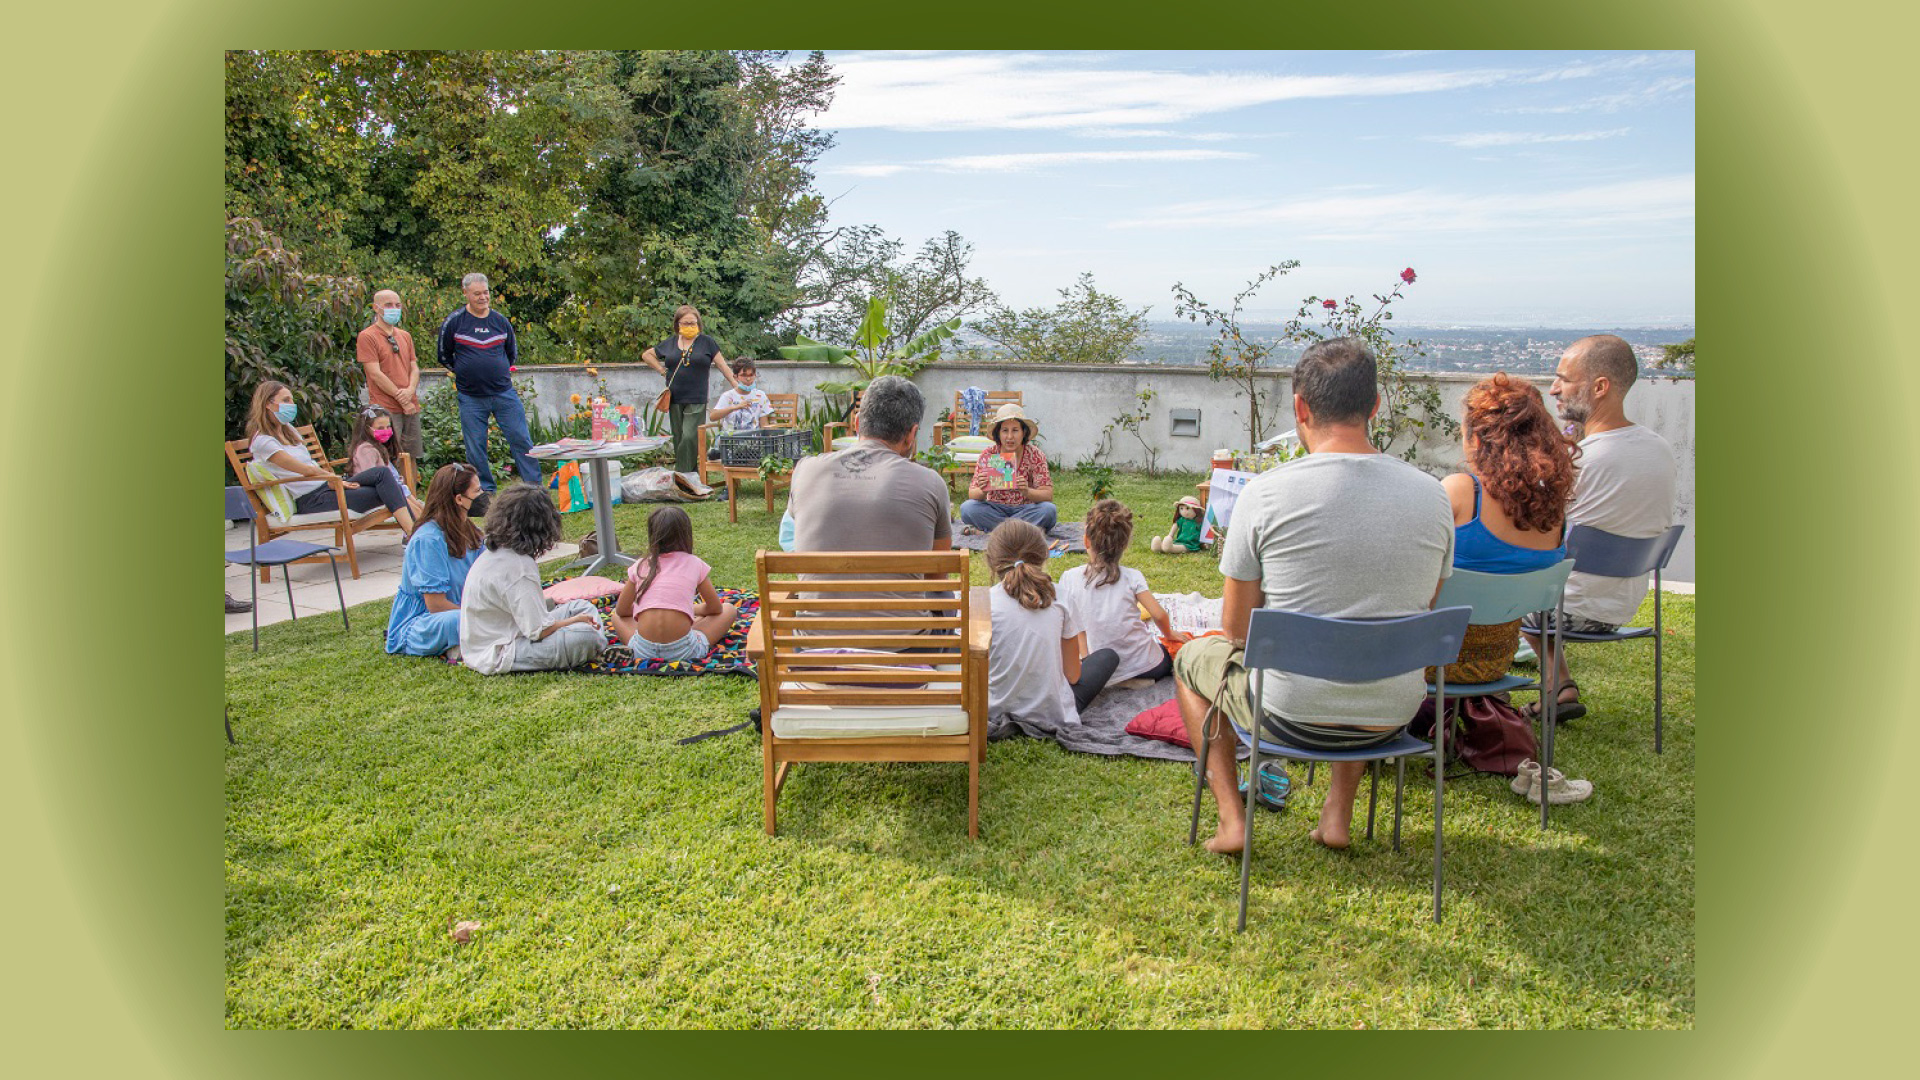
[610, 507, 739, 663]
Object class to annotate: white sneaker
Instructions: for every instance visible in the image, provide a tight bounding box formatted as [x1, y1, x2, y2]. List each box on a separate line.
[1527, 769, 1594, 805]
[1511, 758, 1541, 796]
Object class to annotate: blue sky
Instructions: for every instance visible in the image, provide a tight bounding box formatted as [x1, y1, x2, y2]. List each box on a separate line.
[804, 50, 1695, 327]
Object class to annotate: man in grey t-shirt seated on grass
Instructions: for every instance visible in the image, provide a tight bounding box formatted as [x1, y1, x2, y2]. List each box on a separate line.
[1174, 338, 1454, 855]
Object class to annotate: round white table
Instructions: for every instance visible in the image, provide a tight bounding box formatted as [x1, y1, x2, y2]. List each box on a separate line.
[527, 438, 669, 577]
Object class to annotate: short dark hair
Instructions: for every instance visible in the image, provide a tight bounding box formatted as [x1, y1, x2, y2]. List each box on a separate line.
[858, 375, 924, 443]
[1568, 334, 1638, 393]
[1292, 337, 1378, 426]
[483, 484, 562, 557]
[732, 357, 757, 376]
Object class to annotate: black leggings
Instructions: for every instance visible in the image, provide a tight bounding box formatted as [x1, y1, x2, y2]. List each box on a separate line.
[1070, 648, 1121, 713]
[1137, 643, 1175, 682]
[292, 467, 409, 517]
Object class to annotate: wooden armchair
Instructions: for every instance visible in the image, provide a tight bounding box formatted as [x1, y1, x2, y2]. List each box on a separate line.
[749, 551, 988, 839]
[932, 389, 1024, 446]
[224, 424, 418, 582]
[697, 392, 805, 487]
[819, 389, 865, 450]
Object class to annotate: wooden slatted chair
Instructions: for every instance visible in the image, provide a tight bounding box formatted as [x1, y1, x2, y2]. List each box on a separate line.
[752, 550, 987, 838]
[818, 389, 865, 452]
[224, 424, 417, 582]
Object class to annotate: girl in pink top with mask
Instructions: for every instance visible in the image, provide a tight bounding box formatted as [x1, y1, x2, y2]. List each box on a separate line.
[610, 506, 739, 662]
[345, 405, 426, 521]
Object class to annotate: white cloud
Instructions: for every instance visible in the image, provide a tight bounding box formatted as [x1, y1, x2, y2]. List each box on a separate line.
[1503, 76, 1696, 114]
[821, 52, 1531, 132]
[824, 148, 1255, 177]
[1109, 174, 1696, 238]
[1073, 127, 1268, 142]
[1425, 127, 1632, 149]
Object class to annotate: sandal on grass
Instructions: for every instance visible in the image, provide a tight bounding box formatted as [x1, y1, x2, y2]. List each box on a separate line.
[1238, 761, 1292, 812]
[1524, 682, 1587, 722]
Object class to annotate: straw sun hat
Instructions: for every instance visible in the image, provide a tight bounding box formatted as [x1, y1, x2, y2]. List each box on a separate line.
[986, 402, 1038, 442]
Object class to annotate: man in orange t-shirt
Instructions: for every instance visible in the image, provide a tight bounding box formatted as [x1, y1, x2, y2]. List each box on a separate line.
[356, 289, 424, 463]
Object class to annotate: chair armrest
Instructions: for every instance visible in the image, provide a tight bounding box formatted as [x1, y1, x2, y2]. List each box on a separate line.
[397, 451, 419, 491]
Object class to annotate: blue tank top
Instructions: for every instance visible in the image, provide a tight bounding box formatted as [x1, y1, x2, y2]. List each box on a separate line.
[1454, 475, 1566, 574]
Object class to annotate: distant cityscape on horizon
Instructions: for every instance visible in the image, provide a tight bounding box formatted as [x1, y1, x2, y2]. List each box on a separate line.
[948, 322, 1695, 376]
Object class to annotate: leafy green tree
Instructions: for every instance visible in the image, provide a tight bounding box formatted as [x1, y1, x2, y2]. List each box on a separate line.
[562, 50, 818, 363]
[1171, 262, 1299, 452]
[224, 216, 367, 453]
[791, 230, 996, 357]
[972, 272, 1149, 365]
[777, 295, 961, 394]
[1658, 336, 1696, 377]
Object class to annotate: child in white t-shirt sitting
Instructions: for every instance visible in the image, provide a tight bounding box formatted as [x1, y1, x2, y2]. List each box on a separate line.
[707, 358, 773, 438]
[1059, 500, 1188, 694]
[985, 520, 1120, 727]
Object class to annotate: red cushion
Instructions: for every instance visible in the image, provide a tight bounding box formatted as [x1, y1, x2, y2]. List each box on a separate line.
[1125, 699, 1191, 748]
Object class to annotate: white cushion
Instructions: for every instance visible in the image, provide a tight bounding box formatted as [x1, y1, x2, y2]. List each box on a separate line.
[831, 436, 859, 451]
[947, 435, 994, 454]
[271, 506, 378, 527]
[770, 704, 970, 739]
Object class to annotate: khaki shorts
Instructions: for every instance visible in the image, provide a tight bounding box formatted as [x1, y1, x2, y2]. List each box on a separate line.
[1173, 635, 1259, 735]
[1174, 634, 1405, 752]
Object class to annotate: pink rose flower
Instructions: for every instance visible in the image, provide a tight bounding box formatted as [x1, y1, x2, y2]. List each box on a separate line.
[1401, 268, 1417, 284]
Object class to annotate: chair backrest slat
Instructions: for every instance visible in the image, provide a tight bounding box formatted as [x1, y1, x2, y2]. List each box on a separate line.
[224, 485, 255, 523]
[1242, 608, 1472, 683]
[1434, 561, 1575, 625]
[1566, 524, 1685, 579]
[757, 550, 976, 714]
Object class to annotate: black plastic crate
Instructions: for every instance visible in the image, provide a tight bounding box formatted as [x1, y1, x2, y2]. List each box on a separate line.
[715, 427, 814, 467]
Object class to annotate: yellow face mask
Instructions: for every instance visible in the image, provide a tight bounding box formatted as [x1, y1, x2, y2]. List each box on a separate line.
[678, 325, 698, 340]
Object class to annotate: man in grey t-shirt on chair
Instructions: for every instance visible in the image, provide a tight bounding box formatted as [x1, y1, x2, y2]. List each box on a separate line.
[1520, 334, 1678, 722]
[1174, 338, 1454, 854]
[790, 374, 952, 558]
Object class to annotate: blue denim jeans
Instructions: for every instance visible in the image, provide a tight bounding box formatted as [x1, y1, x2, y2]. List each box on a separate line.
[959, 499, 1058, 533]
[457, 391, 540, 491]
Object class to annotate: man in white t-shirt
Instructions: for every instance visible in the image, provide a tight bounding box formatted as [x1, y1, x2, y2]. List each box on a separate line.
[1173, 338, 1454, 855]
[1520, 334, 1678, 721]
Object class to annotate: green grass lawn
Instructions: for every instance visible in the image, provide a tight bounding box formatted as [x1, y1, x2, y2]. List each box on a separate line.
[225, 469, 1694, 1028]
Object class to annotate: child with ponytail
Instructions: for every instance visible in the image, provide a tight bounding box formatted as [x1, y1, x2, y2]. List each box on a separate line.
[610, 506, 738, 662]
[985, 519, 1120, 726]
[1060, 500, 1188, 689]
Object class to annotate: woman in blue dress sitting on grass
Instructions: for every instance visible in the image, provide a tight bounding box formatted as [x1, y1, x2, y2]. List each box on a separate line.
[385, 463, 488, 658]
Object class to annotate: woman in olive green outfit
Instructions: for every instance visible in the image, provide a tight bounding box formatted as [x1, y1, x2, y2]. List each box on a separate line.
[642, 305, 742, 480]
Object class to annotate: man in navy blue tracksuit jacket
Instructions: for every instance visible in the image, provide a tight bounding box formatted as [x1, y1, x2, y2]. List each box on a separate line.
[438, 272, 539, 491]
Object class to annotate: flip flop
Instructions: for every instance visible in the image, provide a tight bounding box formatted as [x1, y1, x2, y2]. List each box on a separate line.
[1237, 761, 1292, 812]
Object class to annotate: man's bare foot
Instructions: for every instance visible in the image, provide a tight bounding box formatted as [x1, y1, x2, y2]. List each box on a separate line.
[1202, 816, 1247, 855]
[1309, 823, 1351, 850]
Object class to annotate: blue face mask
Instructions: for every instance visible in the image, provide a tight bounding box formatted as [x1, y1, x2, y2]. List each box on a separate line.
[276, 402, 298, 424]
[381, 308, 402, 325]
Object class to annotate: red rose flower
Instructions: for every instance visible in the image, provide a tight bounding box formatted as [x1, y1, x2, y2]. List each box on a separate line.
[1401, 268, 1417, 284]
[509, 365, 519, 372]
[1322, 299, 1338, 311]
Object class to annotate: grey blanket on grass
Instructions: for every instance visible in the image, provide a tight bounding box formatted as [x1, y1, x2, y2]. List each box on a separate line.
[951, 520, 1085, 553]
[987, 676, 1250, 763]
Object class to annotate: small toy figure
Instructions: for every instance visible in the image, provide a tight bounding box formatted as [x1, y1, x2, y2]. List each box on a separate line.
[1149, 495, 1206, 554]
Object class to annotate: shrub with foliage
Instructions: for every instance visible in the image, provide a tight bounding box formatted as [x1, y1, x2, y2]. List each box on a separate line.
[224, 216, 368, 453]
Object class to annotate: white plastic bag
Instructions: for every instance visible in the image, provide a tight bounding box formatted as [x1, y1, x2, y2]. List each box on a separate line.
[621, 467, 704, 502]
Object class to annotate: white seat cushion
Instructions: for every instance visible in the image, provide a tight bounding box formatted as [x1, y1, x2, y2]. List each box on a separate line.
[271, 506, 378, 527]
[770, 703, 970, 739]
[831, 436, 859, 451]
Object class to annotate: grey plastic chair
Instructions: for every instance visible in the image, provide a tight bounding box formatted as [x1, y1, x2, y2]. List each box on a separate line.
[1558, 525, 1686, 753]
[1430, 560, 1574, 828]
[1190, 606, 1471, 928]
[225, 486, 348, 651]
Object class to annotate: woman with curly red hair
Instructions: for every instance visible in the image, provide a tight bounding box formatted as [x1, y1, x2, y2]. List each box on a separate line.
[1438, 373, 1579, 688]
